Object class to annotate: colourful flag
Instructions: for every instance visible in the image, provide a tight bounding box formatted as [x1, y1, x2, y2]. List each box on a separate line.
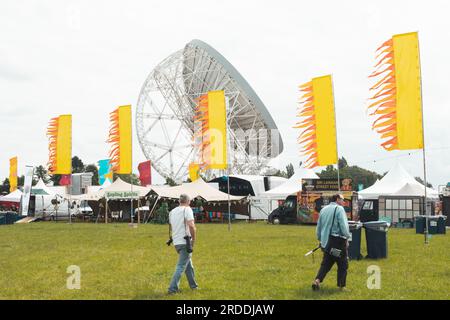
[193, 90, 227, 170]
[368, 32, 423, 151]
[98, 159, 113, 184]
[138, 160, 152, 186]
[188, 163, 200, 182]
[108, 105, 132, 174]
[294, 75, 338, 168]
[59, 174, 72, 186]
[47, 115, 72, 174]
[9, 157, 18, 192]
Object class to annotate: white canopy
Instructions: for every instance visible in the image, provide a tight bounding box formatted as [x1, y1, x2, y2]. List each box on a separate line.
[393, 182, 438, 198]
[151, 178, 245, 202]
[98, 178, 151, 199]
[358, 162, 439, 199]
[33, 179, 56, 195]
[259, 168, 320, 200]
[0, 189, 23, 203]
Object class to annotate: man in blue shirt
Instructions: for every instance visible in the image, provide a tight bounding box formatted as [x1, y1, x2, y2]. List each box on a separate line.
[312, 194, 351, 291]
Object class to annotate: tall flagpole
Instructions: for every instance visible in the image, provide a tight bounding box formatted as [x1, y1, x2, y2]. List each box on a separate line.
[130, 106, 134, 226]
[226, 97, 231, 232]
[417, 32, 429, 244]
[68, 177, 72, 224]
[331, 75, 341, 192]
[68, 116, 73, 224]
[227, 167, 231, 232]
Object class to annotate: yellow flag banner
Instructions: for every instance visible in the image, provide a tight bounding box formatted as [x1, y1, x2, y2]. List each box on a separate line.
[108, 105, 132, 174]
[368, 32, 423, 151]
[188, 163, 200, 182]
[194, 91, 227, 170]
[9, 157, 18, 192]
[47, 115, 72, 174]
[294, 75, 337, 168]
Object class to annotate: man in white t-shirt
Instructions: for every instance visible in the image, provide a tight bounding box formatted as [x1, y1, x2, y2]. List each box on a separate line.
[167, 194, 198, 294]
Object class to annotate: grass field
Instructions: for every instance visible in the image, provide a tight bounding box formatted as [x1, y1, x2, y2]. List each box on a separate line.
[0, 222, 449, 300]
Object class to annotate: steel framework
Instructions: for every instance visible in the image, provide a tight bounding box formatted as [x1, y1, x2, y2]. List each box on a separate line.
[136, 40, 283, 183]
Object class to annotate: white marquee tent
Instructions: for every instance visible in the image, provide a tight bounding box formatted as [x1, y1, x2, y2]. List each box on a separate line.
[0, 189, 23, 203]
[260, 168, 320, 200]
[358, 162, 438, 200]
[150, 178, 245, 202]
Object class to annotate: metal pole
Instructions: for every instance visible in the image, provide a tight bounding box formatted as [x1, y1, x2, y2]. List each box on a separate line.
[226, 96, 232, 232]
[105, 197, 108, 224]
[130, 174, 134, 225]
[227, 167, 231, 232]
[416, 32, 429, 244]
[68, 180, 72, 224]
[137, 199, 140, 224]
[331, 75, 341, 192]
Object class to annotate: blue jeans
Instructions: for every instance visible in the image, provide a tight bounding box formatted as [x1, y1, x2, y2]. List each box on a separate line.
[168, 244, 198, 293]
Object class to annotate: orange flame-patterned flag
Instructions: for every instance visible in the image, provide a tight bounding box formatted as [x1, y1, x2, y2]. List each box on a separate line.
[193, 91, 227, 171]
[9, 157, 18, 192]
[47, 115, 72, 174]
[294, 75, 338, 168]
[368, 32, 423, 151]
[108, 105, 132, 174]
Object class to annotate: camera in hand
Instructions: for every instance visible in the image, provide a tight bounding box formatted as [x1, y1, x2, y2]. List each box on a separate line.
[166, 237, 173, 246]
[184, 235, 193, 253]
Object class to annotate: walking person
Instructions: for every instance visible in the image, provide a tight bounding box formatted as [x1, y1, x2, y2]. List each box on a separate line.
[312, 194, 351, 291]
[168, 194, 199, 294]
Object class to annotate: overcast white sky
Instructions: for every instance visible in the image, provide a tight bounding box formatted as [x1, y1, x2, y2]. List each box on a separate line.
[1, 0, 449, 188]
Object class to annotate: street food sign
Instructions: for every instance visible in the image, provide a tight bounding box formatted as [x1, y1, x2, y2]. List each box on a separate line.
[106, 191, 140, 199]
[302, 178, 353, 192]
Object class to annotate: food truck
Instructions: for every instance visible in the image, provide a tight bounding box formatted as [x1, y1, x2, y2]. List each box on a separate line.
[268, 179, 358, 224]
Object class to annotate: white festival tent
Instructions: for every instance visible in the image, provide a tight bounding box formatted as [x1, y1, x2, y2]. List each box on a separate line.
[358, 162, 438, 200]
[150, 178, 245, 202]
[259, 168, 320, 200]
[0, 189, 23, 203]
[97, 178, 151, 200]
[29, 179, 74, 217]
[34, 179, 66, 196]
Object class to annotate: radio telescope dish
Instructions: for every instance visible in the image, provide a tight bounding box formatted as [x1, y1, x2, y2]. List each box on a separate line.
[136, 39, 283, 183]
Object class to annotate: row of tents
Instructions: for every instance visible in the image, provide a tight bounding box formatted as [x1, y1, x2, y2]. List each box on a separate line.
[0, 162, 440, 221]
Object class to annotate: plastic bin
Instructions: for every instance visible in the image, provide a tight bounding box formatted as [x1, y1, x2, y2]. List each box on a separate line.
[363, 221, 389, 259]
[348, 221, 363, 260]
[415, 215, 426, 234]
[415, 216, 447, 235]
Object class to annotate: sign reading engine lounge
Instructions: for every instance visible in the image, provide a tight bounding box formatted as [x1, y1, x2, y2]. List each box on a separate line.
[106, 191, 140, 199]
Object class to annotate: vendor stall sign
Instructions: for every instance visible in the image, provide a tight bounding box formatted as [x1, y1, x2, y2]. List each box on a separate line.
[303, 178, 353, 192]
[106, 191, 140, 199]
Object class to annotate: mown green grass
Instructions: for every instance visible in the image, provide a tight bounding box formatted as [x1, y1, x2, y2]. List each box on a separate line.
[0, 222, 448, 300]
